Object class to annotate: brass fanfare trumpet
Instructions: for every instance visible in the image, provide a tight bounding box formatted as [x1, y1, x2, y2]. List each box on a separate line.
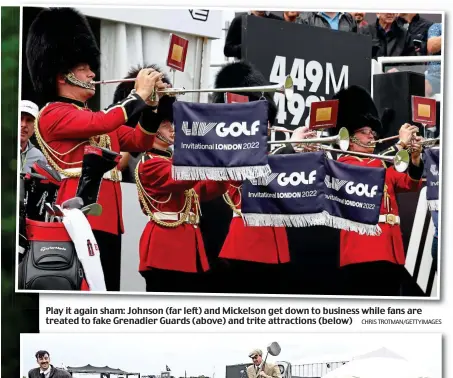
[320, 147, 410, 173]
[91, 75, 295, 100]
[267, 127, 350, 151]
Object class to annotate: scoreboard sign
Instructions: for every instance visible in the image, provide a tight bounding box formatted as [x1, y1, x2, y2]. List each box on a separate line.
[242, 15, 372, 145]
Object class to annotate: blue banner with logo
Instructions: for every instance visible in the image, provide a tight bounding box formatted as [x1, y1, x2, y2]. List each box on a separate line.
[424, 147, 440, 210]
[241, 154, 385, 235]
[242, 152, 326, 227]
[172, 101, 270, 180]
[323, 159, 385, 235]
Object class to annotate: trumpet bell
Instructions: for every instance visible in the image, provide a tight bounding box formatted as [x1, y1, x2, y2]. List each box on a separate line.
[337, 127, 350, 151]
[394, 149, 410, 173]
[284, 75, 294, 101]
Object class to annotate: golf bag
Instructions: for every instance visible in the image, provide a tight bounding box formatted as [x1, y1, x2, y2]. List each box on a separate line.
[19, 161, 61, 261]
[18, 219, 87, 290]
[18, 146, 119, 291]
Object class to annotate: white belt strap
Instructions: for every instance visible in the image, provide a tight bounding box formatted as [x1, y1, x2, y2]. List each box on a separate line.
[152, 211, 199, 224]
[378, 214, 400, 225]
[59, 167, 122, 182]
[232, 212, 242, 218]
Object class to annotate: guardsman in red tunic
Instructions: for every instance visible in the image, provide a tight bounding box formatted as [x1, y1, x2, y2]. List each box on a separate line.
[126, 67, 228, 293]
[208, 61, 294, 294]
[333, 85, 424, 296]
[25, 8, 167, 291]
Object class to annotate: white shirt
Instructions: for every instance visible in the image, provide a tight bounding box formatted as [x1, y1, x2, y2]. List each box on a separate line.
[40, 366, 51, 377]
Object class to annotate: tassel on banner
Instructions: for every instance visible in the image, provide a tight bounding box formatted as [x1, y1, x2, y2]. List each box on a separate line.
[172, 165, 271, 181]
[427, 200, 439, 211]
[323, 214, 382, 236]
[242, 211, 382, 236]
[242, 212, 329, 227]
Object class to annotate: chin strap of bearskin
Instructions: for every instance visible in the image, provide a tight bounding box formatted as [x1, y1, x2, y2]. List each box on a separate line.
[350, 136, 375, 149]
[156, 131, 173, 146]
[65, 72, 95, 91]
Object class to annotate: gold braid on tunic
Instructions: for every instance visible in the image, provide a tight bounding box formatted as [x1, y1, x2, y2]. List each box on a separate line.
[33, 105, 120, 181]
[134, 154, 200, 228]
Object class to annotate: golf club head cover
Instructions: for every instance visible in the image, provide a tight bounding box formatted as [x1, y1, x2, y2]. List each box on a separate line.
[23, 172, 59, 221]
[31, 160, 62, 187]
[75, 146, 121, 206]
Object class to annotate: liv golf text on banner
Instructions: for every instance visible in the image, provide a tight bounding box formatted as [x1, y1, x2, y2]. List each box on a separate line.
[242, 15, 372, 146]
[323, 158, 385, 235]
[242, 153, 385, 235]
[424, 147, 440, 210]
[242, 152, 327, 226]
[172, 101, 270, 180]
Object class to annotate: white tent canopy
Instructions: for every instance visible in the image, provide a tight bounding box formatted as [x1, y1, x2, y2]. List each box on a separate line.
[321, 355, 432, 378]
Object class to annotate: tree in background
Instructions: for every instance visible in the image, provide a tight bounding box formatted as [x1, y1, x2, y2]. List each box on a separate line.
[1, 6, 39, 376]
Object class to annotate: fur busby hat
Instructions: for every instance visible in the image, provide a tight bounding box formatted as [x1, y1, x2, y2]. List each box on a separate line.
[113, 64, 175, 122]
[212, 61, 277, 125]
[26, 7, 100, 103]
[333, 85, 384, 137]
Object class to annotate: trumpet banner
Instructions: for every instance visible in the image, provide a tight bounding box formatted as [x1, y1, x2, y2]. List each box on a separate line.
[172, 101, 270, 181]
[424, 147, 440, 211]
[242, 153, 385, 236]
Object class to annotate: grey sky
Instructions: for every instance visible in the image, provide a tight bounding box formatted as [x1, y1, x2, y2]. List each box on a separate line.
[22, 333, 440, 378]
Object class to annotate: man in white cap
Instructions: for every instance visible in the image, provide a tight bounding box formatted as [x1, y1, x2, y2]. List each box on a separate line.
[20, 99, 46, 173]
[247, 349, 281, 378]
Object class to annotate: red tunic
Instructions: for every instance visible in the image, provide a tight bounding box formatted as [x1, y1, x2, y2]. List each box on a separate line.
[137, 150, 228, 273]
[37, 98, 156, 235]
[337, 155, 423, 266]
[218, 184, 290, 264]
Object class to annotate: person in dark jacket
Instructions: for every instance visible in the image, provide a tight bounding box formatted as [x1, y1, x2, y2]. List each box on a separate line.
[397, 13, 433, 55]
[369, 13, 416, 59]
[298, 12, 357, 32]
[224, 11, 282, 59]
[350, 12, 372, 35]
[28, 350, 71, 378]
[283, 11, 300, 23]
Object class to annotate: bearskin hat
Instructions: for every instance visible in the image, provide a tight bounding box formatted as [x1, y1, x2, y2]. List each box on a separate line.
[113, 64, 175, 122]
[26, 8, 100, 103]
[332, 85, 384, 137]
[212, 61, 277, 125]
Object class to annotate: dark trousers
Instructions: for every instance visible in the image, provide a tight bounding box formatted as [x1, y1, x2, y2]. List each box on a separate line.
[339, 261, 404, 296]
[141, 269, 207, 293]
[141, 251, 207, 293]
[218, 259, 291, 295]
[93, 230, 122, 291]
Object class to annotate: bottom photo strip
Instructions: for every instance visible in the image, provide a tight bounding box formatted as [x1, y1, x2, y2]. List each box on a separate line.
[21, 333, 441, 378]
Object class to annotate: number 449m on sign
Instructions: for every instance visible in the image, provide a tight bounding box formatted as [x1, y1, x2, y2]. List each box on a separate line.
[270, 56, 349, 126]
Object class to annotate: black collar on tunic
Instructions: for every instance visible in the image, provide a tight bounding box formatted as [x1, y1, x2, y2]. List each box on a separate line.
[55, 96, 87, 108]
[148, 148, 173, 158]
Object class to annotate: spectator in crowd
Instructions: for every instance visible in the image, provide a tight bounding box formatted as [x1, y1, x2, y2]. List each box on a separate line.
[369, 13, 416, 59]
[397, 13, 433, 55]
[20, 100, 46, 173]
[298, 12, 357, 32]
[224, 11, 282, 59]
[425, 23, 442, 97]
[28, 350, 71, 378]
[350, 12, 367, 27]
[283, 11, 300, 23]
[350, 12, 372, 35]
